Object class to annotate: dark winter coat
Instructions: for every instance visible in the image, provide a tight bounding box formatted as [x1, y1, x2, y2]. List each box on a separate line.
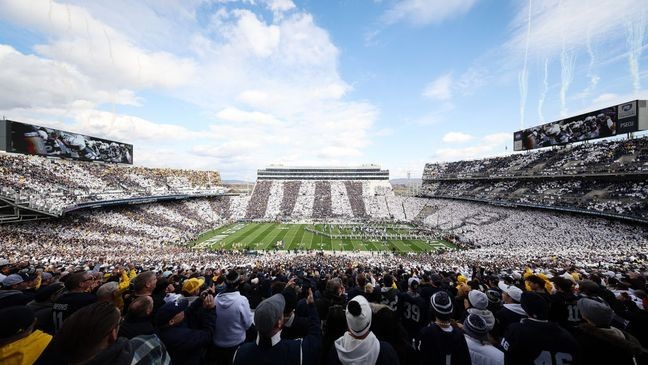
[573, 322, 644, 365]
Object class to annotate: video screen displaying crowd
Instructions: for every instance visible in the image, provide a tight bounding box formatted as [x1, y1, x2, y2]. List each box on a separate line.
[8, 120, 134, 164]
[1, 249, 647, 365]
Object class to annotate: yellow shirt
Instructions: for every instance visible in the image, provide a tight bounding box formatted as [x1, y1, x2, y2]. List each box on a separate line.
[0, 330, 52, 365]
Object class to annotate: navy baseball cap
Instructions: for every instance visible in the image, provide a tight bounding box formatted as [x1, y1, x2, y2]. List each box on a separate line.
[155, 299, 188, 326]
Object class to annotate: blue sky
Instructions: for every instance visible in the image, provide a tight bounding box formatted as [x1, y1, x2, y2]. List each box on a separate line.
[0, 0, 647, 180]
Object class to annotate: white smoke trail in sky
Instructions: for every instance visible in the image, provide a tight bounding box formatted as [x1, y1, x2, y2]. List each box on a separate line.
[560, 47, 576, 117]
[585, 28, 599, 94]
[103, 27, 115, 65]
[518, 0, 532, 128]
[626, 14, 647, 94]
[559, 0, 575, 117]
[538, 57, 548, 122]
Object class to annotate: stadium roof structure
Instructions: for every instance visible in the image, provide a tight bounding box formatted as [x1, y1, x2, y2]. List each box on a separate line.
[257, 165, 389, 180]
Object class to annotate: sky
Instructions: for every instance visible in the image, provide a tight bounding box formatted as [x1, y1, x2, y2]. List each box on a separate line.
[1, 0, 647, 180]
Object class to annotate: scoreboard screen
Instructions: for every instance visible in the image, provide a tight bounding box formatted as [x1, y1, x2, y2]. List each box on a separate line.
[514, 100, 642, 151]
[4, 120, 133, 164]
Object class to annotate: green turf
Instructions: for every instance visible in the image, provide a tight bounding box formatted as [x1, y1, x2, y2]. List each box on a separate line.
[192, 223, 454, 253]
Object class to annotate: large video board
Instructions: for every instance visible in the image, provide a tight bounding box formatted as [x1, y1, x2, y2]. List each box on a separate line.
[4, 120, 133, 164]
[514, 100, 643, 151]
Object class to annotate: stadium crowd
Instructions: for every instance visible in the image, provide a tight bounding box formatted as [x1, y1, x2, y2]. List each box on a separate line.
[1, 197, 645, 271]
[422, 178, 648, 219]
[0, 136, 647, 364]
[242, 180, 399, 221]
[423, 136, 648, 179]
[1, 249, 647, 364]
[0, 152, 223, 214]
[421, 137, 648, 221]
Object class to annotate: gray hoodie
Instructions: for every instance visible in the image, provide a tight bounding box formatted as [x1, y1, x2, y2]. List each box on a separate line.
[213, 291, 252, 347]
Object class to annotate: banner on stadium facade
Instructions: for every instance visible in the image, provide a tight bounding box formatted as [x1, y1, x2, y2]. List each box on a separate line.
[3, 120, 133, 164]
[513, 100, 644, 151]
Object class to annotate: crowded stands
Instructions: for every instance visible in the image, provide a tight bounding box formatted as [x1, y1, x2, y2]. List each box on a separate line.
[1, 248, 647, 364]
[1, 135, 647, 364]
[422, 136, 648, 222]
[0, 152, 223, 215]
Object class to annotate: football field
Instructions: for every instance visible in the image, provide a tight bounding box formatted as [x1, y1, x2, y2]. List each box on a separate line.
[192, 222, 454, 253]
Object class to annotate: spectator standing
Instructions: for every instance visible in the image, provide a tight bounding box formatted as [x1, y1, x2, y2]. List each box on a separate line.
[549, 276, 582, 331]
[52, 271, 96, 332]
[123, 271, 158, 316]
[27, 283, 64, 335]
[157, 295, 216, 365]
[464, 290, 495, 332]
[118, 296, 156, 339]
[327, 295, 399, 365]
[573, 297, 644, 364]
[417, 291, 470, 365]
[181, 277, 204, 305]
[397, 277, 428, 343]
[0, 306, 52, 365]
[379, 274, 399, 311]
[212, 270, 252, 365]
[233, 289, 321, 365]
[494, 282, 526, 337]
[462, 314, 504, 365]
[501, 292, 579, 365]
[0, 274, 32, 308]
[51, 301, 170, 364]
[316, 277, 346, 326]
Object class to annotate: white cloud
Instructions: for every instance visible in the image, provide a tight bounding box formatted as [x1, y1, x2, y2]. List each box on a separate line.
[318, 146, 363, 159]
[374, 128, 395, 137]
[590, 90, 648, 109]
[0, 1, 379, 179]
[442, 132, 474, 143]
[223, 9, 281, 58]
[266, 0, 296, 19]
[0, 0, 196, 90]
[191, 140, 261, 159]
[386, 159, 425, 179]
[423, 73, 453, 100]
[507, 0, 647, 60]
[455, 67, 488, 95]
[237, 90, 271, 107]
[422, 68, 487, 102]
[432, 132, 511, 162]
[216, 107, 282, 125]
[409, 102, 455, 126]
[481, 132, 511, 145]
[64, 109, 202, 142]
[382, 0, 479, 26]
[0, 45, 138, 110]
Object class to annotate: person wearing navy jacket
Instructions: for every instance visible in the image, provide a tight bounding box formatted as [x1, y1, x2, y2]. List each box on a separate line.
[233, 288, 321, 365]
[156, 293, 216, 365]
